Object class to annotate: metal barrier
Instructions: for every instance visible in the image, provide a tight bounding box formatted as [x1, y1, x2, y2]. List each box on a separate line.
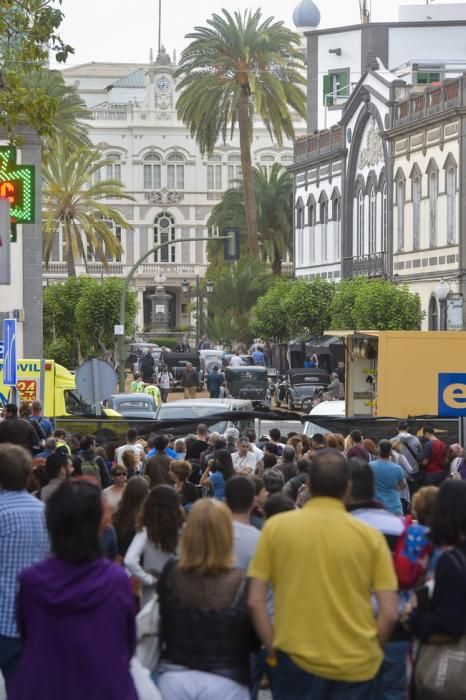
[55, 412, 463, 448]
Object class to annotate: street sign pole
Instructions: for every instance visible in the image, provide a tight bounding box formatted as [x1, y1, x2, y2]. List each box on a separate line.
[117, 234, 232, 391]
[3, 318, 17, 405]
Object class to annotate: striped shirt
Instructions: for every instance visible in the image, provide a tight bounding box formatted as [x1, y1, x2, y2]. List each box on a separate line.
[0, 490, 49, 637]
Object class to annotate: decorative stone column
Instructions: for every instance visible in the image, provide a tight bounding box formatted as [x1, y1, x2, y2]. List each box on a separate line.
[149, 286, 171, 332]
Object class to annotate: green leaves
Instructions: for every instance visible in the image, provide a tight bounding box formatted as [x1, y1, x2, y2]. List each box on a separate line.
[44, 278, 138, 368]
[252, 278, 335, 340]
[0, 0, 74, 139]
[329, 278, 424, 331]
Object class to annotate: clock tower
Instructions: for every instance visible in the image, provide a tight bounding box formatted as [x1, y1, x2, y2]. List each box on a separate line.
[148, 45, 175, 111]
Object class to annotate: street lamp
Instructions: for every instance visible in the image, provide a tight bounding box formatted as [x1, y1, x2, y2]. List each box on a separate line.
[436, 279, 449, 331]
[181, 277, 214, 347]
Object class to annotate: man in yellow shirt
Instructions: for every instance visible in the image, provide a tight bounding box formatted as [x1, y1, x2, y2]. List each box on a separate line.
[248, 449, 398, 700]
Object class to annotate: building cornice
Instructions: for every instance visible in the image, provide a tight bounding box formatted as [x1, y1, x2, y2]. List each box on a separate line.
[288, 148, 347, 173]
[386, 107, 466, 139]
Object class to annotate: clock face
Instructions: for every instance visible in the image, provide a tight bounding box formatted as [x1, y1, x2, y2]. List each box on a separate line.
[156, 77, 171, 93]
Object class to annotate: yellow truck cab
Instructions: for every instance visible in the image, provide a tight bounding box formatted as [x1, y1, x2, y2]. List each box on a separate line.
[328, 330, 466, 417]
[0, 359, 120, 417]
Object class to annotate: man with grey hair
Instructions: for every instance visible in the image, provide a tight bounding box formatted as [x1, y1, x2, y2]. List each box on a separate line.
[199, 431, 221, 470]
[224, 427, 239, 453]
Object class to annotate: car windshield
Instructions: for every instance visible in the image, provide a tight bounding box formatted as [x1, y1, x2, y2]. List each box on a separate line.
[157, 404, 228, 433]
[118, 399, 154, 411]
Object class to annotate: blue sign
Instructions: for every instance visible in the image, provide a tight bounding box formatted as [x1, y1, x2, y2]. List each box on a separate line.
[438, 373, 466, 416]
[3, 319, 16, 385]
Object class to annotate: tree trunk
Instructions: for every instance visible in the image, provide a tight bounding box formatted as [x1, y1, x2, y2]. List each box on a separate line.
[272, 255, 282, 276]
[65, 221, 76, 277]
[238, 92, 259, 256]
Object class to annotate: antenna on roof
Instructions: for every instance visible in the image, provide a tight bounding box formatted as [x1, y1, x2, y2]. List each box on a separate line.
[157, 0, 162, 54]
[359, 0, 370, 23]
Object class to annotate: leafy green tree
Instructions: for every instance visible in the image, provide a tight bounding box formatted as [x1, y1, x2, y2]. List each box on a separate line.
[330, 278, 424, 330]
[208, 164, 293, 275]
[22, 69, 90, 157]
[0, 0, 74, 138]
[44, 278, 137, 368]
[252, 278, 335, 340]
[252, 278, 291, 340]
[42, 139, 134, 277]
[176, 9, 306, 254]
[76, 278, 138, 367]
[207, 257, 272, 343]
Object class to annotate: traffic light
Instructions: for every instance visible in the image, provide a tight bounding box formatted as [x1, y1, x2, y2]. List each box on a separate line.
[223, 227, 240, 261]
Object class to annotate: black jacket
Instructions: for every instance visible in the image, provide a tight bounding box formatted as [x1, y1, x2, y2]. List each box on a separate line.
[158, 561, 258, 686]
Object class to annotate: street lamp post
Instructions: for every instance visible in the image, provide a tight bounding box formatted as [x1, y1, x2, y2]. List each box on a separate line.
[117, 235, 230, 391]
[436, 279, 449, 331]
[181, 276, 214, 348]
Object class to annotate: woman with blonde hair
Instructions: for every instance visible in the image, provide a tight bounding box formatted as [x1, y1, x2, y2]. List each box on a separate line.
[157, 499, 257, 700]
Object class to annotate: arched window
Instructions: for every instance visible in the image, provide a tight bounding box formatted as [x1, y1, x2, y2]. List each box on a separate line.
[381, 181, 388, 252]
[412, 177, 421, 250]
[320, 199, 328, 262]
[368, 185, 376, 254]
[446, 167, 456, 244]
[167, 153, 185, 190]
[357, 189, 364, 257]
[207, 155, 222, 191]
[153, 212, 176, 263]
[429, 170, 438, 247]
[227, 154, 242, 187]
[143, 153, 161, 190]
[396, 180, 405, 252]
[332, 196, 341, 261]
[428, 295, 438, 331]
[105, 152, 122, 181]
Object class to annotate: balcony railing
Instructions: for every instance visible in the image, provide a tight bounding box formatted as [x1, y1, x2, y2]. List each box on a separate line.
[343, 252, 387, 278]
[43, 262, 209, 278]
[294, 125, 345, 163]
[393, 78, 463, 127]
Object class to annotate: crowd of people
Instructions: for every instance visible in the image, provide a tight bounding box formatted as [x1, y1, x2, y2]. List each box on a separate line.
[1, 406, 466, 699]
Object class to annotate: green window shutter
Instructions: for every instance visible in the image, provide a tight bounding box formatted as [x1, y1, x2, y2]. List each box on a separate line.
[339, 70, 349, 97]
[323, 74, 332, 106]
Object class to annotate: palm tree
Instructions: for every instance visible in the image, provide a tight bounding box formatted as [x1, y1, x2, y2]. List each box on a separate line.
[176, 9, 306, 255]
[207, 164, 293, 275]
[43, 139, 134, 277]
[207, 257, 272, 343]
[22, 69, 91, 158]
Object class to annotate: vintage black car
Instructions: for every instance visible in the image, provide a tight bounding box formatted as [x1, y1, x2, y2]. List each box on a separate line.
[224, 366, 268, 402]
[276, 369, 330, 411]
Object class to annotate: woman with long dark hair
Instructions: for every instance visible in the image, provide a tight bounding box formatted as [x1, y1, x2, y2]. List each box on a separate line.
[10, 480, 137, 700]
[124, 485, 184, 605]
[200, 448, 234, 501]
[112, 475, 149, 559]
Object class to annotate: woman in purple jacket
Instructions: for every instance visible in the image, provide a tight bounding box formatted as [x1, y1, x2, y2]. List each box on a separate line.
[10, 480, 138, 700]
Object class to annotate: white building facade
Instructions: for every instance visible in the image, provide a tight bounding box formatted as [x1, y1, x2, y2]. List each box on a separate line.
[292, 0, 466, 327]
[52, 48, 300, 333]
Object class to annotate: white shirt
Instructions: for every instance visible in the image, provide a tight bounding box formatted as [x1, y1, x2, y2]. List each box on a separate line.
[115, 443, 145, 467]
[158, 371, 173, 389]
[250, 443, 264, 464]
[231, 451, 256, 475]
[229, 355, 243, 367]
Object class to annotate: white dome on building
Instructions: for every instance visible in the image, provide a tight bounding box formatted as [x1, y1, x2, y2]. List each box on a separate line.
[293, 0, 321, 30]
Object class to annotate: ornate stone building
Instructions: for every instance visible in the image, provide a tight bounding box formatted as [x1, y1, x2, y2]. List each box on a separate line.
[51, 46, 300, 332]
[292, 1, 466, 327]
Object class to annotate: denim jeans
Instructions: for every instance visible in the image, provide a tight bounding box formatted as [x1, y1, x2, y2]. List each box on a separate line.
[273, 652, 376, 700]
[374, 641, 409, 700]
[0, 634, 21, 693]
[250, 649, 278, 700]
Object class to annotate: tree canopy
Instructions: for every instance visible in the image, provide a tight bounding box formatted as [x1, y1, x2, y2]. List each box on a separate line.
[44, 277, 138, 368]
[176, 9, 306, 254]
[0, 0, 74, 138]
